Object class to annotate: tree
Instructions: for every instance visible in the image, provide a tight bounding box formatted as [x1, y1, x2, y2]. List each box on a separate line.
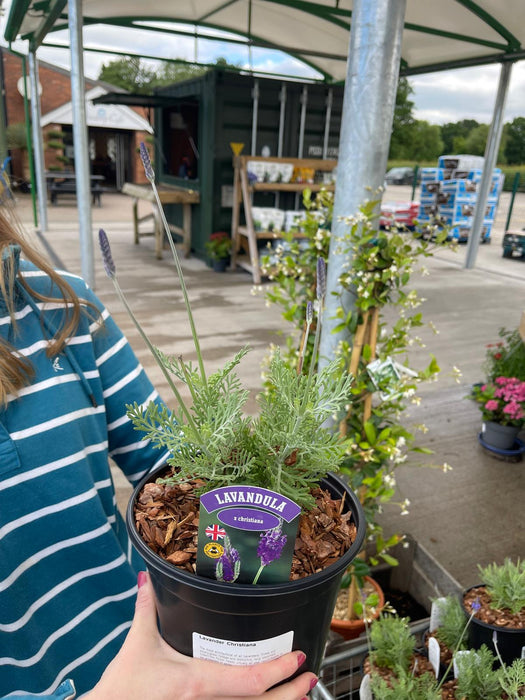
[464, 123, 489, 156]
[405, 121, 443, 161]
[503, 117, 525, 164]
[98, 56, 237, 94]
[440, 119, 479, 154]
[388, 76, 415, 159]
[98, 57, 157, 94]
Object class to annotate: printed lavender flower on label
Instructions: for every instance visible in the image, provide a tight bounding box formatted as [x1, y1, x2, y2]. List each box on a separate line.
[253, 521, 287, 584]
[215, 535, 241, 583]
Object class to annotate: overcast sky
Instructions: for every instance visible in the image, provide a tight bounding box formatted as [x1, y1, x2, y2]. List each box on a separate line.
[2, 10, 525, 127]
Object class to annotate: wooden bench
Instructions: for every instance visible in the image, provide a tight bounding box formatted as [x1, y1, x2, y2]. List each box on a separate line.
[46, 173, 105, 207]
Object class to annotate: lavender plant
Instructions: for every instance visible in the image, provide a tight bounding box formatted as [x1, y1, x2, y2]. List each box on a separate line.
[99, 144, 354, 509]
[431, 595, 468, 651]
[479, 558, 525, 615]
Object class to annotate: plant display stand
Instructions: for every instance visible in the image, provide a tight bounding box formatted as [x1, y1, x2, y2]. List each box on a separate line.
[230, 155, 336, 283]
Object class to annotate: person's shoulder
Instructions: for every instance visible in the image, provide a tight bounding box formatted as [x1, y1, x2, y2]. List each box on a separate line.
[19, 260, 92, 298]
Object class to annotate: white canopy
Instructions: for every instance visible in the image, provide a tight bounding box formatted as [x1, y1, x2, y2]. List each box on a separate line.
[4, 1, 525, 82]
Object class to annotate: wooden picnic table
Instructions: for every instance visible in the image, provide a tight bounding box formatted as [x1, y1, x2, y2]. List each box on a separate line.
[45, 171, 105, 206]
[122, 182, 200, 259]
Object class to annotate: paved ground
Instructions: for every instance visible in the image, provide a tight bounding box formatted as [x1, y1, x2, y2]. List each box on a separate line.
[9, 184, 525, 591]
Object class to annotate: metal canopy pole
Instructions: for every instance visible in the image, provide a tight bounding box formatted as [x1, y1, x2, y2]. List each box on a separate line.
[69, 0, 95, 289]
[465, 61, 512, 269]
[323, 88, 333, 159]
[28, 50, 48, 232]
[251, 79, 259, 156]
[319, 0, 407, 366]
[295, 85, 308, 207]
[275, 83, 287, 207]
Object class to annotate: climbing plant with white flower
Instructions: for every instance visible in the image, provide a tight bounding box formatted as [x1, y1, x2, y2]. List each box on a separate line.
[260, 188, 457, 569]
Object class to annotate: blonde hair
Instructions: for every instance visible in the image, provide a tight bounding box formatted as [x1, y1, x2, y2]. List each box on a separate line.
[0, 206, 87, 404]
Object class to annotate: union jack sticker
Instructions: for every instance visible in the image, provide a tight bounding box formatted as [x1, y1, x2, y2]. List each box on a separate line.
[205, 523, 226, 541]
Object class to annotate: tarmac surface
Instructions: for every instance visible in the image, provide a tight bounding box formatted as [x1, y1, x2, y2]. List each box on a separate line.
[9, 184, 525, 592]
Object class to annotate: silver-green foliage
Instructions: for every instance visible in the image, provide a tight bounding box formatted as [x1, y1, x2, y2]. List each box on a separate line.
[369, 670, 440, 700]
[432, 595, 468, 650]
[455, 646, 502, 700]
[127, 348, 353, 509]
[369, 615, 416, 672]
[497, 658, 525, 699]
[479, 558, 525, 615]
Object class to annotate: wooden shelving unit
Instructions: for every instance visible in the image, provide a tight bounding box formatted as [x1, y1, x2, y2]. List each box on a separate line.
[230, 155, 336, 284]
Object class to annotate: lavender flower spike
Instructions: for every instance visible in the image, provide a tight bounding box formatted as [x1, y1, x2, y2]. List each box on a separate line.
[216, 536, 240, 583]
[253, 521, 287, 584]
[139, 142, 155, 181]
[306, 300, 313, 325]
[98, 229, 116, 278]
[316, 257, 326, 301]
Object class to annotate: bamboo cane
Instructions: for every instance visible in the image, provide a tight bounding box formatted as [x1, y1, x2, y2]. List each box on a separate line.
[339, 311, 370, 438]
[363, 306, 380, 424]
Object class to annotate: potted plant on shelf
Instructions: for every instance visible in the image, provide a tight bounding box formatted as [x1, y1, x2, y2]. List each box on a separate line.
[462, 558, 525, 666]
[98, 143, 366, 676]
[425, 595, 469, 676]
[469, 377, 525, 450]
[330, 558, 385, 640]
[205, 231, 231, 271]
[363, 614, 435, 683]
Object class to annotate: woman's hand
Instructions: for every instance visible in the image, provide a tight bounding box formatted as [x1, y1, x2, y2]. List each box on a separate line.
[87, 572, 318, 700]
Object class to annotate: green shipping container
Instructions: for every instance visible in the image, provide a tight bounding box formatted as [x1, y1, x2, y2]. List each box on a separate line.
[154, 70, 343, 259]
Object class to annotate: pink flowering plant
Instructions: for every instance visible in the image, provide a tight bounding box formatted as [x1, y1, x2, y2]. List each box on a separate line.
[470, 377, 525, 427]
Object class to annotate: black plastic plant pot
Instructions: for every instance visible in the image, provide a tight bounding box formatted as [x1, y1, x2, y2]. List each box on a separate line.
[463, 585, 525, 665]
[126, 467, 366, 675]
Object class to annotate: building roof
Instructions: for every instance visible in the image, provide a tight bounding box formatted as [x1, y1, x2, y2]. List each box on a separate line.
[40, 85, 153, 132]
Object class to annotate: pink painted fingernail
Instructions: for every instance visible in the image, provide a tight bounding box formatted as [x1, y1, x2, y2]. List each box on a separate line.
[137, 571, 147, 588]
[296, 651, 307, 668]
[309, 677, 318, 691]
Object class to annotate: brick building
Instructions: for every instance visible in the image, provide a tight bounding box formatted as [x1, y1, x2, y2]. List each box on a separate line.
[1, 47, 152, 189]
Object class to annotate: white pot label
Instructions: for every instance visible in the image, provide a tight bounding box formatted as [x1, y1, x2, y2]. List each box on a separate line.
[428, 636, 441, 677]
[192, 630, 294, 666]
[359, 673, 372, 700]
[429, 597, 447, 632]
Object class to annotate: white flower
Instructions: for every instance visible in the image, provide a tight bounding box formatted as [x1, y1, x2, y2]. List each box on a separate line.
[442, 462, 453, 472]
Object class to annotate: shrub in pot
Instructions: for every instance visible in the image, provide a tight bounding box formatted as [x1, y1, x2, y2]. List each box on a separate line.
[98, 144, 366, 676]
[463, 558, 525, 665]
[469, 377, 525, 450]
[205, 232, 231, 271]
[330, 558, 385, 640]
[425, 595, 469, 675]
[363, 615, 434, 683]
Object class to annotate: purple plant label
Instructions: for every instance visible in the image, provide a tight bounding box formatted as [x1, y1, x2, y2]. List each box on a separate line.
[200, 485, 301, 522]
[196, 485, 301, 585]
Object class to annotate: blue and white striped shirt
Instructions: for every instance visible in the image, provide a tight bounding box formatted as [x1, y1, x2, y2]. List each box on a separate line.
[0, 255, 169, 698]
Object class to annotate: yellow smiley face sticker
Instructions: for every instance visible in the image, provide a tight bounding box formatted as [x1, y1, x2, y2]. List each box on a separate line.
[204, 542, 224, 559]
